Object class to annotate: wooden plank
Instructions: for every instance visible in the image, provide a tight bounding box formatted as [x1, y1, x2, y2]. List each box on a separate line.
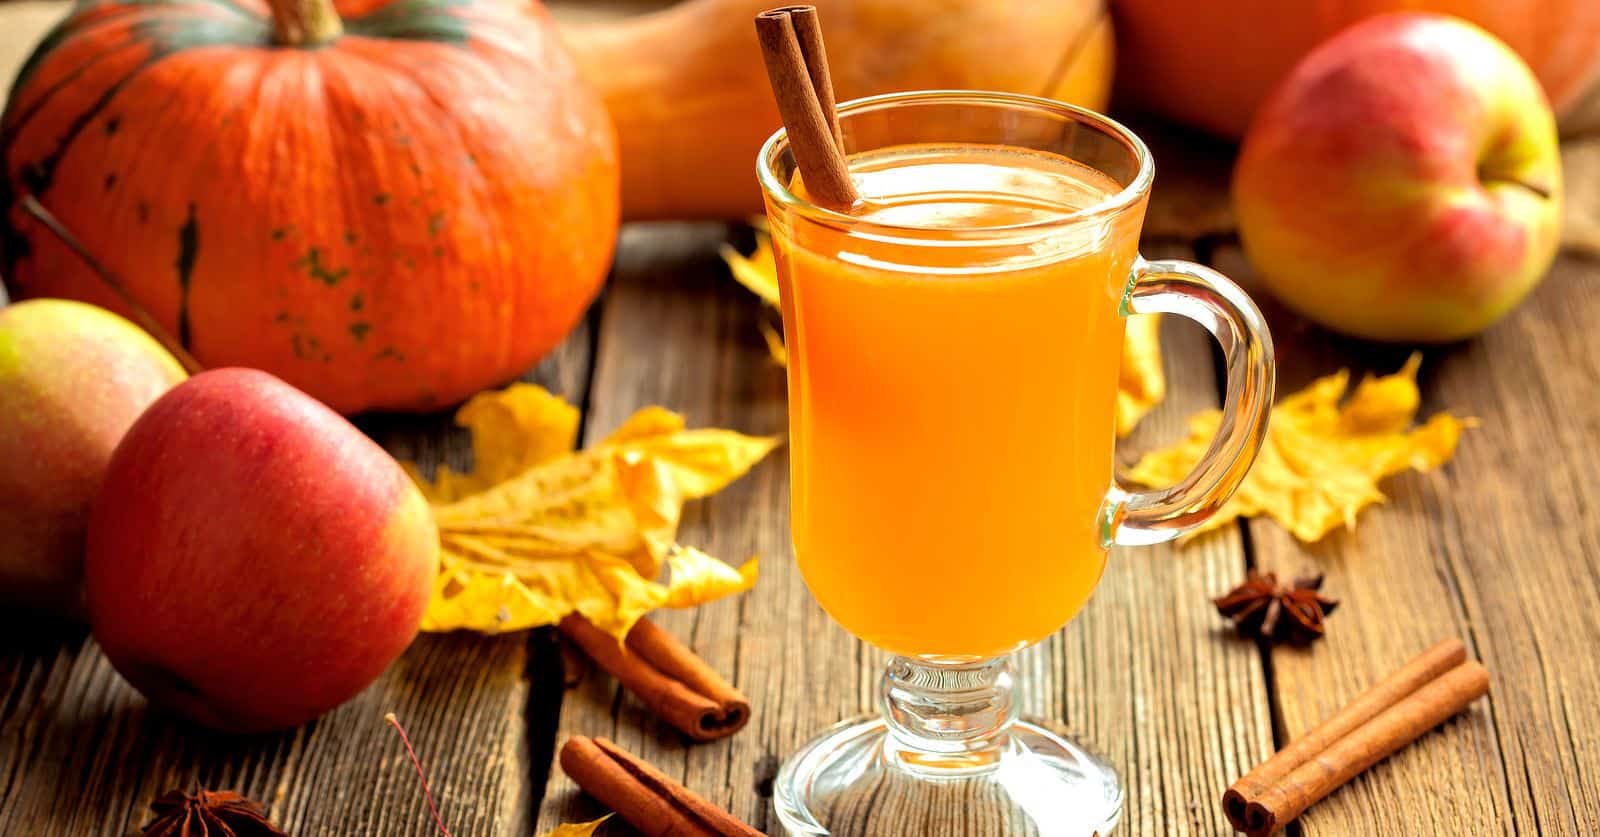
[0, 323, 595, 836]
[536, 230, 1274, 834]
[1212, 244, 1600, 835]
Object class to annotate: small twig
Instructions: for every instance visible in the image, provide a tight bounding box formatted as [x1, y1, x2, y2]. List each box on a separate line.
[384, 713, 453, 837]
[18, 194, 203, 374]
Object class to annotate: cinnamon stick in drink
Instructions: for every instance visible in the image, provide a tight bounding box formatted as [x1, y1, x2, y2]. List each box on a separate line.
[1241, 661, 1490, 835]
[1222, 638, 1467, 829]
[755, 6, 858, 209]
[559, 614, 750, 741]
[787, 6, 844, 150]
[559, 736, 762, 837]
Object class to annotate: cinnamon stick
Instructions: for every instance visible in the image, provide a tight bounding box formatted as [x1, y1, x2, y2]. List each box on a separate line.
[755, 6, 858, 210]
[787, 6, 844, 151]
[558, 614, 750, 741]
[1239, 660, 1490, 835]
[559, 736, 762, 837]
[1222, 638, 1467, 829]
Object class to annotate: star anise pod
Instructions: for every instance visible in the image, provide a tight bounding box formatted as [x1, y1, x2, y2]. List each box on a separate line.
[1213, 572, 1339, 644]
[141, 788, 287, 837]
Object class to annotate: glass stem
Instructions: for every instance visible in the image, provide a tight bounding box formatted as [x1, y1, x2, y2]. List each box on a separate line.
[880, 655, 1017, 774]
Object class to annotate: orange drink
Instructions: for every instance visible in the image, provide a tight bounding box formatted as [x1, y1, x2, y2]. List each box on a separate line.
[774, 144, 1142, 658]
[760, 91, 1273, 836]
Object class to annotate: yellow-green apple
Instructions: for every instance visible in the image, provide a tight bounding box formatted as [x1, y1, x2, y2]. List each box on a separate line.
[85, 369, 438, 733]
[1233, 12, 1563, 342]
[0, 299, 186, 617]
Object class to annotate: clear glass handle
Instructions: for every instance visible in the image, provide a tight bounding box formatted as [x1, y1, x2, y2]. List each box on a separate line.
[1105, 257, 1275, 546]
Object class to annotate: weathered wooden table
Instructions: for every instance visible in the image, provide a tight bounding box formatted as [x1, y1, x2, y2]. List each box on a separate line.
[3, 4, 1599, 834]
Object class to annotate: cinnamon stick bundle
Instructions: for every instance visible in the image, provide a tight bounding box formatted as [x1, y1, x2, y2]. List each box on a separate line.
[559, 736, 762, 837]
[1224, 639, 1490, 835]
[559, 614, 750, 741]
[755, 5, 858, 210]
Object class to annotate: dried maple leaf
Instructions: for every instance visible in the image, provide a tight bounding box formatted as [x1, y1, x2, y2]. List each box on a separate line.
[1213, 572, 1339, 644]
[1127, 354, 1471, 542]
[142, 789, 285, 837]
[404, 385, 777, 639]
[720, 229, 1167, 430]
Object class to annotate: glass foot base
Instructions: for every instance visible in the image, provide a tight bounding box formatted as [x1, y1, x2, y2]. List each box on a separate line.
[773, 716, 1123, 836]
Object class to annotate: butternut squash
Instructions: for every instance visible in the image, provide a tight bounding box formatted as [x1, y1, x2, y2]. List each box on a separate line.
[559, 0, 1113, 220]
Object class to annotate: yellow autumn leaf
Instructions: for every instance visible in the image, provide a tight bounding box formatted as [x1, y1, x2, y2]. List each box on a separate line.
[607, 425, 782, 502]
[538, 815, 612, 837]
[405, 384, 579, 503]
[759, 321, 788, 366]
[662, 546, 761, 608]
[1126, 354, 1470, 543]
[720, 237, 780, 307]
[1116, 313, 1165, 437]
[720, 229, 1166, 430]
[406, 386, 775, 639]
[598, 404, 686, 442]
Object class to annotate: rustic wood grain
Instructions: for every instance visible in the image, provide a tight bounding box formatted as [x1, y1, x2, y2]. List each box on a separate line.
[536, 221, 809, 834]
[4, 0, 1600, 829]
[1213, 243, 1600, 836]
[0, 327, 594, 837]
[535, 231, 1275, 835]
[1049, 242, 1275, 837]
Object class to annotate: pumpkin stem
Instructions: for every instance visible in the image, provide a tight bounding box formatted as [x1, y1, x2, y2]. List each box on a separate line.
[268, 0, 344, 47]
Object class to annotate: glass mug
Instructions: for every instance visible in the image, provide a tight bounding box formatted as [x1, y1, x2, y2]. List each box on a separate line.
[759, 91, 1274, 835]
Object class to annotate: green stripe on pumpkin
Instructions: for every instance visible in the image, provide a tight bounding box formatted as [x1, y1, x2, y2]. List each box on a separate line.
[348, 0, 472, 44]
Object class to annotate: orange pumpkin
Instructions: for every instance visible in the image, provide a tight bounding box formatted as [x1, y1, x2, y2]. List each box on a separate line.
[1113, 0, 1600, 137]
[1, 0, 618, 413]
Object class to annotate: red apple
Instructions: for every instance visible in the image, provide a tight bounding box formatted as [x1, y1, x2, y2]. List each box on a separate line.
[85, 369, 438, 733]
[0, 299, 186, 617]
[1233, 12, 1563, 342]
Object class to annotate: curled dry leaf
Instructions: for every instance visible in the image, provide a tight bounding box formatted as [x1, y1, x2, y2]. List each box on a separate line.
[406, 384, 777, 639]
[720, 229, 1165, 433]
[1128, 354, 1471, 542]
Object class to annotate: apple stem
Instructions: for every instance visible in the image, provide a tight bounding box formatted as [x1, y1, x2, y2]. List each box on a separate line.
[18, 195, 204, 374]
[384, 713, 454, 837]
